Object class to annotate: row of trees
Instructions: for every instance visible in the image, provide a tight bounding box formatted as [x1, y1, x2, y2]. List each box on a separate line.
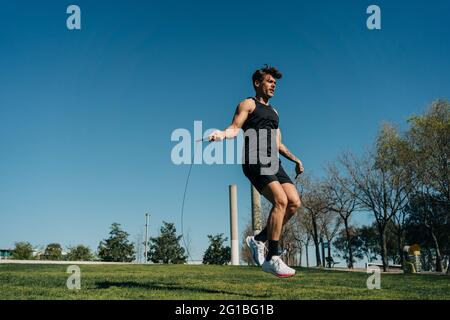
[10, 223, 133, 262]
[11, 242, 94, 261]
[142, 221, 230, 265]
[10, 222, 231, 265]
[242, 100, 449, 273]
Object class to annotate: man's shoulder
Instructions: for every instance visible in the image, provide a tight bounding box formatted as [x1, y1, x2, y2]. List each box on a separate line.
[238, 98, 256, 111]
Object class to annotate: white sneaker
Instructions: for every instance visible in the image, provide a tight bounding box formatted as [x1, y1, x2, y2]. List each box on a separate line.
[246, 236, 266, 266]
[262, 256, 296, 278]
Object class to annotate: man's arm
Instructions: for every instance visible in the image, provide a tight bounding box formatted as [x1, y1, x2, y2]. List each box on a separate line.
[209, 99, 254, 141]
[277, 128, 304, 177]
[277, 128, 300, 163]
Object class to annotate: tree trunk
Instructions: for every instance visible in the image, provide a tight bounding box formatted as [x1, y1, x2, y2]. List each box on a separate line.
[312, 219, 322, 267]
[327, 240, 332, 268]
[305, 242, 310, 268]
[320, 237, 326, 267]
[397, 230, 404, 267]
[430, 229, 444, 272]
[447, 257, 450, 275]
[344, 218, 354, 269]
[426, 247, 433, 271]
[299, 246, 303, 267]
[379, 225, 389, 272]
[314, 239, 321, 267]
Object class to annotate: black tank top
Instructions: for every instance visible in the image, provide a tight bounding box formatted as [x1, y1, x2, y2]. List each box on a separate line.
[242, 97, 279, 164]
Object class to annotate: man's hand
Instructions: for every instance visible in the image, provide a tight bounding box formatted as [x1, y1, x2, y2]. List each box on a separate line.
[295, 160, 304, 179]
[208, 130, 226, 142]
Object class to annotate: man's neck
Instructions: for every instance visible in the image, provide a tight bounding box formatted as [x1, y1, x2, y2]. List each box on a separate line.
[255, 95, 270, 106]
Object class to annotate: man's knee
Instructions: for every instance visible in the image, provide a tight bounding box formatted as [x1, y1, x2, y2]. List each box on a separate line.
[274, 194, 288, 210]
[288, 197, 301, 213]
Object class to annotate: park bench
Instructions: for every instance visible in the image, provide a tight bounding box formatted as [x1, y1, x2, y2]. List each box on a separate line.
[325, 256, 340, 268]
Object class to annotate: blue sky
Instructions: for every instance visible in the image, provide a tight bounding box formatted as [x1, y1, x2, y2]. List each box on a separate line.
[1, 0, 450, 265]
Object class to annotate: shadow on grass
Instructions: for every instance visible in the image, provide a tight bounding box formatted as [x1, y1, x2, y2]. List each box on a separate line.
[95, 281, 270, 298]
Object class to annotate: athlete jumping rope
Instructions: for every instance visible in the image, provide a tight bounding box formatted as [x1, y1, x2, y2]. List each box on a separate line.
[208, 65, 304, 278]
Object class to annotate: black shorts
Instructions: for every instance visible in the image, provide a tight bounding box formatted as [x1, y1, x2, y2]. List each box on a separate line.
[242, 160, 294, 194]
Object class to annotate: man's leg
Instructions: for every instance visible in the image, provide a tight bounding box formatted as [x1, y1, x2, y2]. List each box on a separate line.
[259, 181, 296, 277]
[255, 183, 301, 243]
[281, 183, 302, 223]
[260, 181, 288, 260]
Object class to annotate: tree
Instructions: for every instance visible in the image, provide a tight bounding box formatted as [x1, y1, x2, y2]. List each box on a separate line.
[339, 124, 410, 271]
[43, 243, 63, 261]
[281, 220, 303, 266]
[378, 124, 415, 267]
[297, 175, 329, 267]
[357, 224, 380, 263]
[318, 210, 342, 267]
[407, 100, 450, 203]
[405, 193, 450, 272]
[333, 223, 395, 266]
[384, 220, 404, 264]
[292, 207, 313, 267]
[325, 164, 359, 268]
[291, 207, 311, 267]
[405, 100, 450, 272]
[66, 245, 94, 261]
[202, 234, 231, 265]
[358, 222, 399, 264]
[12, 242, 34, 260]
[98, 223, 135, 262]
[333, 227, 365, 265]
[148, 221, 187, 264]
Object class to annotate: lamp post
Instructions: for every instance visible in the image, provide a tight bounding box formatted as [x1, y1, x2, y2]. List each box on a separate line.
[144, 213, 150, 263]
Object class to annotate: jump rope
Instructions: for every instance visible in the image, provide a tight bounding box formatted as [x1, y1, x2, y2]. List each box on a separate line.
[180, 137, 209, 262]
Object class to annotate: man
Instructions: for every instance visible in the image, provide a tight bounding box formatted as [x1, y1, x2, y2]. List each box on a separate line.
[208, 65, 304, 278]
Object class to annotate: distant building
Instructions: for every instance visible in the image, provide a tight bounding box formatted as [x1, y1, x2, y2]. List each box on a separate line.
[32, 250, 45, 260]
[32, 249, 69, 260]
[0, 249, 13, 260]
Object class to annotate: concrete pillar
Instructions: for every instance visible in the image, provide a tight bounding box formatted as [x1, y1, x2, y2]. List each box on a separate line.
[229, 184, 239, 265]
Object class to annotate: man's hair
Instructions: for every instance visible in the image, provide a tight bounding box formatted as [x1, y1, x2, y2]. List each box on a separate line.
[252, 64, 282, 90]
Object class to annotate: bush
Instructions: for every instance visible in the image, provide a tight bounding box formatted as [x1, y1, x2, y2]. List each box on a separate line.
[12, 242, 34, 260]
[203, 234, 231, 265]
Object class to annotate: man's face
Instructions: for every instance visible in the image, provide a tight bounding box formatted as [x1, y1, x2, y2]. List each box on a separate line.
[255, 74, 277, 98]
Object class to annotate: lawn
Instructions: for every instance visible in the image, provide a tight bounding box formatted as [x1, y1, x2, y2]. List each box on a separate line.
[0, 264, 449, 300]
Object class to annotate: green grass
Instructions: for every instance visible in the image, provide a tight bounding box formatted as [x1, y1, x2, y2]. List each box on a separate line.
[0, 264, 449, 300]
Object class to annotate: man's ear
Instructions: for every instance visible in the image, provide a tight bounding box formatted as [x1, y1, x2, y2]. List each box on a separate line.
[254, 80, 260, 88]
